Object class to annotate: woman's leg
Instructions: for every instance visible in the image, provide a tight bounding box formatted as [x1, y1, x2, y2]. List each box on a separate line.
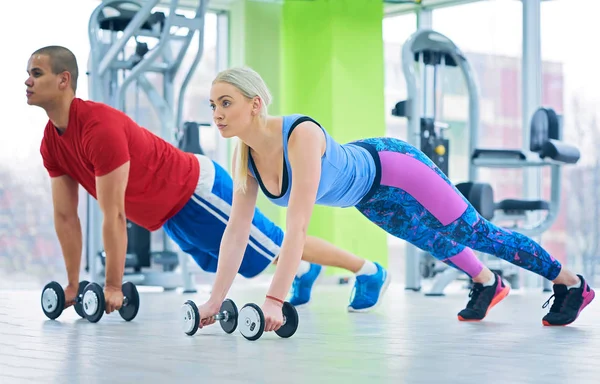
[353, 137, 594, 325]
[355, 178, 510, 321]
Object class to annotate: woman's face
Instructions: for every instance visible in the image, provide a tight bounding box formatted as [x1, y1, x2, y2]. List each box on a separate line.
[210, 81, 257, 139]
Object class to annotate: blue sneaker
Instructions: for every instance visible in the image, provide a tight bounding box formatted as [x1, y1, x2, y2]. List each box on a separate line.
[288, 263, 323, 306]
[348, 262, 391, 312]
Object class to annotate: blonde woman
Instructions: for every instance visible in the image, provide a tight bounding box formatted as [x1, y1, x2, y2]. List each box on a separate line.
[198, 66, 595, 334]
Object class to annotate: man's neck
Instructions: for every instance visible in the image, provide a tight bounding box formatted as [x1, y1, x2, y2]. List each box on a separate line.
[47, 96, 75, 133]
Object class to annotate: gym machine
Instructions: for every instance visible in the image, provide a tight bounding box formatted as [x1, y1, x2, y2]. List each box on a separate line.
[85, 0, 209, 291]
[392, 29, 580, 295]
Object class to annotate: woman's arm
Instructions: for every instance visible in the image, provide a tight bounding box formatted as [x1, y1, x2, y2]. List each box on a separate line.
[265, 121, 325, 304]
[207, 150, 260, 307]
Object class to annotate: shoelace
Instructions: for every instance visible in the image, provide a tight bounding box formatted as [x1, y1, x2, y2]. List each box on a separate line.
[466, 284, 484, 309]
[542, 290, 579, 313]
[542, 293, 561, 312]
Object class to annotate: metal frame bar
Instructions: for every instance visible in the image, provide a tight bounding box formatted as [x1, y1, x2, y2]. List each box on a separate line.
[402, 27, 483, 292]
[176, 0, 208, 130]
[403, 8, 433, 292]
[159, 0, 236, 12]
[115, 0, 181, 110]
[385, 0, 483, 17]
[214, 10, 231, 169]
[521, 0, 548, 289]
[98, 0, 162, 78]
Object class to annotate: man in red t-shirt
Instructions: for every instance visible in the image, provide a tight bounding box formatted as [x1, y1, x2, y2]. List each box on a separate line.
[26, 45, 387, 318]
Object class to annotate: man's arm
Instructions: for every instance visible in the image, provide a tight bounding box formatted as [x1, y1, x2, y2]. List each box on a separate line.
[50, 175, 82, 287]
[81, 113, 131, 291]
[95, 162, 130, 289]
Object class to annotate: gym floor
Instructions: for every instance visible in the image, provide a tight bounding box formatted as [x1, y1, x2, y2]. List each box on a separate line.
[2, 281, 599, 384]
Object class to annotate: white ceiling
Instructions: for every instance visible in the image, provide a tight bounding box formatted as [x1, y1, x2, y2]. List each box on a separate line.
[153, 0, 483, 16]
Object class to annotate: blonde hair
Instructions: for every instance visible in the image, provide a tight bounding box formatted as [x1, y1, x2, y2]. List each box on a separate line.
[213, 66, 272, 193]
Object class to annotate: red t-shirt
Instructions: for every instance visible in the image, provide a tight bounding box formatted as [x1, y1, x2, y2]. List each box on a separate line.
[40, 98, 200, 231]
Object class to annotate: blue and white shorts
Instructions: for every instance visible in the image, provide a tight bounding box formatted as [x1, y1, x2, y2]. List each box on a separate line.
[162, 155, 283, 278]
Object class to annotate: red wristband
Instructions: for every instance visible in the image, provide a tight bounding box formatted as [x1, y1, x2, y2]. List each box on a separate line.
[266, 295, 284, 305]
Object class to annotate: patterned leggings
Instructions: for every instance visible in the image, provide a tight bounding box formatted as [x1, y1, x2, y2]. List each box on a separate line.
[351, 137, 562, 281]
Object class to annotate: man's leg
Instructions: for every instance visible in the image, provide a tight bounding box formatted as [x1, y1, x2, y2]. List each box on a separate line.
[273, 235, 388, 311]
[301, 236, 366, 272]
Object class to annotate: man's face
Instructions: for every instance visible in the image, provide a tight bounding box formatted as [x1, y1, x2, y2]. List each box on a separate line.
[25, 54, 64, 107]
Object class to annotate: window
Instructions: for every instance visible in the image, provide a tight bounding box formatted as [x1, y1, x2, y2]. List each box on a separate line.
[382, 13, 418, 140]
[432, 0, 524, 150]
[0, 1, 226, 286]
[541, 0, 600, 275]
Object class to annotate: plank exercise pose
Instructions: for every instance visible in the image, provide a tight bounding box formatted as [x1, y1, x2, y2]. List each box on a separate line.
[198, 65, 594, 333]
[26, 46, 389, 315]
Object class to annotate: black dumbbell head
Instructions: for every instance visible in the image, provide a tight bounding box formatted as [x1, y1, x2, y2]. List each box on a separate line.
[275, 302, 298, 338]
[239, 303, 264, 341]
[41, 281, 65, 320]
[219, 299, 238, 334]
[73, 280, 89, 318]
[119, 282, 139, 322]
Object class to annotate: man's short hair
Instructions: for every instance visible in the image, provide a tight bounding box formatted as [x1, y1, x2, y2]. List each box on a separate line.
[32, 45, 79, 93]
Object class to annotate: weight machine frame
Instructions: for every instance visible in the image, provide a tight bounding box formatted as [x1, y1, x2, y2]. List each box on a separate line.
[396, 29, 568, 295]
[85, 0, 209, 291]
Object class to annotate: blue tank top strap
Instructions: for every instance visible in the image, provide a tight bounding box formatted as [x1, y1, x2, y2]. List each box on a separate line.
[284, 115, 320, 140]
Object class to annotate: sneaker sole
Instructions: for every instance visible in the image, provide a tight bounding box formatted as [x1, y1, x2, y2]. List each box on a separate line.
[457, 283, 511, 322]
[542, 287, 595, 326]
[347, 270, 392, 313]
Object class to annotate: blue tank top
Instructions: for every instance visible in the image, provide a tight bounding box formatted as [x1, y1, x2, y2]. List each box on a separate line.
[248, 114, 377, 208]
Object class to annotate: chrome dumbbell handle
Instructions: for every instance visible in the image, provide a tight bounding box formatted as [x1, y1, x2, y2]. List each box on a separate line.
[212, 310, 231, 321]
[80, 293, 130, 306]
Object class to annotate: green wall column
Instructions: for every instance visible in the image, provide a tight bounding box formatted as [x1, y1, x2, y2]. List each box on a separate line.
[236, 1, 286, 226]
[280, 0, 388, 271]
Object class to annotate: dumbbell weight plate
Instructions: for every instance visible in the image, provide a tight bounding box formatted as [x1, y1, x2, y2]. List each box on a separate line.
[181, 300, 200, 336]
[82, 282, 105, 323]
[73, 280, 90, 318]
[219, 299, 238, 334]
[275, 302, 299, 338]
[41, 281, 65, 320]
[239, 303, 264, 341]
[119, 282, 140, 322]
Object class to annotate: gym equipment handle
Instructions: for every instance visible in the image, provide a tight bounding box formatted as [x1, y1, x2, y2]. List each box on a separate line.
[78, 292, 131, 307]
[212, 310, 231, 321]
[539, 139, 580, 164]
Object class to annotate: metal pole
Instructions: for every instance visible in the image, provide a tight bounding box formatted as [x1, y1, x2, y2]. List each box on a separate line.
[522, 0, 544, 290]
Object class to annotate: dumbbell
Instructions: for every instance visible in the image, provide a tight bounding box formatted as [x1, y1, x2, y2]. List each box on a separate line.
[181, 299, 238, 336]
[41, 280, 90, 320]
[238, 301, 299, 341]
[79, 281, 140, 323]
